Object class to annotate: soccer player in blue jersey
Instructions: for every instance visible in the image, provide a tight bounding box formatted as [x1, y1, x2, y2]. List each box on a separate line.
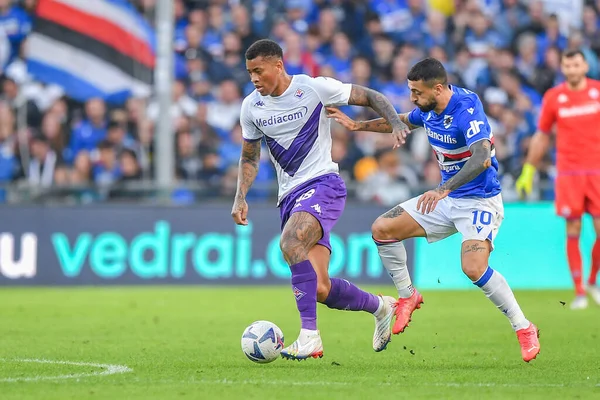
[327, 58, 541, 362]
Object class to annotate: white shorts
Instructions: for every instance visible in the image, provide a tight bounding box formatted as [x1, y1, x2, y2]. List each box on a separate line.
[400, 193, 504, 249]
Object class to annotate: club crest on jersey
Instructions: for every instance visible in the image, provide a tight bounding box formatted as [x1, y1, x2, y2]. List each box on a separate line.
[443, 115, 453, 129]
[295, 89, 304, 98]
[590, 88, 599, 99]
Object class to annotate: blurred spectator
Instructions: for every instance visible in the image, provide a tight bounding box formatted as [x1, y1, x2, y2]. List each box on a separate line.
[23, 135, 60, 188]
[146, 80, 198, 127]
[203, 79, 242, 137]
[0, 101, 17, 192]
[283, 29, 319, 77]
[175, 129, 202, 180]
[65, 98, 107, 164]
[0, 0, 31, 67]
[356, 147, 420, 206]
[1, 0, 598, 204]
[92, 140, 121, 186]
[380, 54, 412, 112]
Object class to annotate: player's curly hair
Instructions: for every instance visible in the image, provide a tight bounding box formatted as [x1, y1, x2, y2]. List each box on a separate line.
[407, 57, 448, 86]
[245, 39, 283, 60]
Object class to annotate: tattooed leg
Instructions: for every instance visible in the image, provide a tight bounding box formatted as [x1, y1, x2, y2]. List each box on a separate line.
[280, 211, 322, 265]
[461, 240, 490, 281]
[279, 212, 322, 331]
[371, 206, 426, 242]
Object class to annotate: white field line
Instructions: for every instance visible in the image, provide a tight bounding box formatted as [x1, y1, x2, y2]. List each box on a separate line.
[195, 378, 599, 388]
[0, 358, 133, 382]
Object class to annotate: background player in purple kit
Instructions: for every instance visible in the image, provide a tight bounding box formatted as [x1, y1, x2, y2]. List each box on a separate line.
[231, 39, 411, 360]
[327, 58, 541, 363]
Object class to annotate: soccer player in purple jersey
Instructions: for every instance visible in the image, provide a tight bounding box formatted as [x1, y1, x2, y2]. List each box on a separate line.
[327, 58, 541, 362]
[231, 39, 411, 360]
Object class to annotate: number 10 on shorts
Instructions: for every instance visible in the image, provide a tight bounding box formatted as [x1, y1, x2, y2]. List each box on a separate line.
[472, 210, 492, 225]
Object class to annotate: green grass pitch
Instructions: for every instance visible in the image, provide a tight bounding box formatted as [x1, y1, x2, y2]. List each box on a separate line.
[1, 286, 599, 399]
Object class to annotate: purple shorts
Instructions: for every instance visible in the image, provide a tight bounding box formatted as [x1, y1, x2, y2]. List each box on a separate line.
[279, 173, 347, 252]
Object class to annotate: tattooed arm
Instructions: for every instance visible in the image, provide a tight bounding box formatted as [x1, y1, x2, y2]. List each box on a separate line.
[417, 139, 492, 214]
[231, 140, 261, 225]
[356, 113, 420, 133]
[325, 108, 419, 133]
[347, 85, 411, 146]
[438, 139, 492, 193]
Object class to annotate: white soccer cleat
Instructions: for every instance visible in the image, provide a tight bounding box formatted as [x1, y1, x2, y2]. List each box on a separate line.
[570, 295, 588, 310]
[373, 295, 396, 352]
[588, 285, 600, 306]
[280, 330, 324, 360]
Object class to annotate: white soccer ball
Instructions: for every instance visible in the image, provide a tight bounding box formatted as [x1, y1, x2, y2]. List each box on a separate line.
[241, 320, 284, 363]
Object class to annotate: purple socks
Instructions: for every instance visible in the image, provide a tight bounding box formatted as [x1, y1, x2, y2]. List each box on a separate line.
[290, 260, 318, 330]
[324, 278, 380, 314]
[290, 261, 382, 331]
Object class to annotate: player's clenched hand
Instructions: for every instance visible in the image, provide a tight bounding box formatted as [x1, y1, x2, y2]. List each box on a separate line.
[515, 163, 536, 198]
[391, 120, 411, 149]
[325, 107, 359, 131]
[417, 188, 450, 214]
[231, 197, 249, 225]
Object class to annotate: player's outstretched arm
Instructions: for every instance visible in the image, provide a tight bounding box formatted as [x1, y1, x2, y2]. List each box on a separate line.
[231, 140, 261, 226]
[515, 131, 551, 197]
[523, 131, 552, 168]
[326, 107, 419, 133]
[417, 139, 491, 214]
[346, 85, 411, 147]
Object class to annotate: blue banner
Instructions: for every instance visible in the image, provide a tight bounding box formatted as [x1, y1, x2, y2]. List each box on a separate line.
[0, 202, 583, 289]
[0, 204, 408, 285]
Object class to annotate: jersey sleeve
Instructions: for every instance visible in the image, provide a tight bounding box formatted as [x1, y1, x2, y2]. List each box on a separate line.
[310, 76, 352, 106]
[240, 96, 263, 142]
[456, 99, 493, 147]
[537, 92, 556, 134]
[407, 107, 424, 127]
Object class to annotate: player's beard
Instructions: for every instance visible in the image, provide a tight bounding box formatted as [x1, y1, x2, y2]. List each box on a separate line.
[416, 99, 437, 113]
[566, 75, 585, 88]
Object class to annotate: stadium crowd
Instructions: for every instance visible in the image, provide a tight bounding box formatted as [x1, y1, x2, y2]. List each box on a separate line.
[0, 0, 599, 204]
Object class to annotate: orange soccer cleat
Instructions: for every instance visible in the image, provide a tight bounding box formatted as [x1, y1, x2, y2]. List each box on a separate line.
[392, 290, 424, 334]
[516, 323, 540, 362]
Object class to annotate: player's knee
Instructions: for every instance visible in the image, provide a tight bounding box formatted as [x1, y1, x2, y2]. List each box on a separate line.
[566, 219, 582, 237]
[462, 262, 487, 281]
[316, 279, 331, 303]
[371, 217, 394, 241]
[279, 237, 309, 265]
